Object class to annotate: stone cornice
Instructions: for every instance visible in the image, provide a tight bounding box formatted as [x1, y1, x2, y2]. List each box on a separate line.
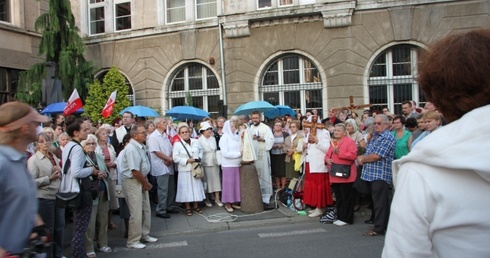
[320, 1, 356, 28]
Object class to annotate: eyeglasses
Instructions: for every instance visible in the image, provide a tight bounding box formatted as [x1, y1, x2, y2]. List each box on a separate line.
[86, 142, 96, 146]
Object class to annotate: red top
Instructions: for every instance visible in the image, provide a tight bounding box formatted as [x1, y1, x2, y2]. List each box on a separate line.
[325, 136, 358, 183]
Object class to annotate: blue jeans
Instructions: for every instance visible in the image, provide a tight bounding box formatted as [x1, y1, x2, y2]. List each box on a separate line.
[38, 199, 65, 258]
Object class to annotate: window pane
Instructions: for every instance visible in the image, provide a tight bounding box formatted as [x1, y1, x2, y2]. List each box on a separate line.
[206, 68, 219, 89]
[369, 85, 388, 108]
[258, 0, 271, 8]
[171, 70, 185, 91]
[392, 46, 411, 76]
[115, 2, 131, 30]
[263, 63, 278, 85]
[393, 84, 412, 114]
[172, 97, 185, 107]
[90, 0, 104, 3]
[305, 89, 321, 110]
[304, 59, 320, 83]
[0, 0, 10, 22]
[279, 0, 293, 6]
[264, 93, 279, 106]
[370, 54, 386, 77]
[207, 95, 219, 117]
[192, 96, 204, 109]
[90, 7, 105, 34]
[167, 0, 185, 23]
[283, 56, 299, 84]
[284, 91, 300, 110]
[188, 65, 203, 90]
[196, 0, 216, 19]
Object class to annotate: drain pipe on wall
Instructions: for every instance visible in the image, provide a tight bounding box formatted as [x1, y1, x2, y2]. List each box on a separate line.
[218, 21, 227, 118]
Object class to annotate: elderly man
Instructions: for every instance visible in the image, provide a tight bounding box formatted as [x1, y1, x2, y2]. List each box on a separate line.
[249, 111, 275, 208]
[0, 102, 50, 257]
[357, 114, 396, 236]
[148, 117, 178, 219]
[120, 125, 157, 249]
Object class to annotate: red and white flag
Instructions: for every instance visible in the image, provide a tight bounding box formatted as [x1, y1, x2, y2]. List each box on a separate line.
[101, 90, 117, 118]
[64, 89, 83, 116]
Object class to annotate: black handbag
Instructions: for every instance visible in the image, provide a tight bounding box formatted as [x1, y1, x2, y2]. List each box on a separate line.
[330, 163, 351, 178]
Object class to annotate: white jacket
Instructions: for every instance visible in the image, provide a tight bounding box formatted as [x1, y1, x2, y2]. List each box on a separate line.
[383, 105, 490, 258]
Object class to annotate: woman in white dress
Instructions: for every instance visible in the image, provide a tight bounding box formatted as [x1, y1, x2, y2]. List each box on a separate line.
[198, 121, 223, 207]
[173, 123, 205, 216]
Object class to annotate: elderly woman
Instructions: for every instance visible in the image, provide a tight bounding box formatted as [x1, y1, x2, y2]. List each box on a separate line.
[43, 126, 59, 150]
[345, 118, 366, 149]
[82, 134, 111, 257]
[271, 120, 289, 190]
[28, 132, 65, 258]
[94, 127, 119, 230]
[383, 29, 490, 257]
[283, 120, 304, 179]
[60, 116, 102, 258]
[198, 121, 222, 207]
[219, 118, 242, 212]
[54, 132, 70, 160]
[410, 110, 441, 148]
[391, 115, 412, 159]
[172, 123, 205, 216]
[325, 124, 358, 226]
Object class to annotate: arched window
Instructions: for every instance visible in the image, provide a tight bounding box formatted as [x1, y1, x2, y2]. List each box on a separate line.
[95, 69, 134, 104]
[168, 63, 220, 117]
[260, 55, 322, 115]
[368, 44, 426, 115]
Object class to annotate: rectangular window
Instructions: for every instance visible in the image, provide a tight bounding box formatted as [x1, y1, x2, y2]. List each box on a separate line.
[172, 97, 185, 107]
[284, 91, 300, 110]
[167, 0, 185, 23]
[0, 67, 22, 105]
[278, 0, 292, 6]
[196, 0, 216, 20]
[0, 0, 10, 22]
[207, 95, 219, 117]
[283, 57, 300, 84]
[264, 92, 279, 106]
[188, 65, 203, 90]
[115, 1, 131, 31]
[369, 85, 388, 110]
[392, 46, 411, 76]
[258, 0, 271, 9]
[89, 6, 105, 34]
[263, 63, 278, 86]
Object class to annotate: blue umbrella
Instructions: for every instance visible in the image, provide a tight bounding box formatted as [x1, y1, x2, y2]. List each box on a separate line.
[264, 105, 296, 119]
[165, 106, 210, 120]
[41, 102, 84, 114]
[233, 101, 277, 116]
[120, 105, 159, 117]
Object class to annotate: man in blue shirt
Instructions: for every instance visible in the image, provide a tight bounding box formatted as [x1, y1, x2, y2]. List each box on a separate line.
[357, 114, 396, 236]
[0, 102, 51, 256]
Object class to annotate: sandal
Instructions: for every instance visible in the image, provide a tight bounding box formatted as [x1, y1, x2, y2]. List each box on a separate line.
[185, 209, 193, 216]
[363, 230, 382, 237]
[231, 204, 241, 210]
[194, 207, 203, 214]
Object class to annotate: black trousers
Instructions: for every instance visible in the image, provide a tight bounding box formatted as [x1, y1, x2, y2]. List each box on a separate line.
[331, 183, 356, 224]
[370, 180, 391, 233]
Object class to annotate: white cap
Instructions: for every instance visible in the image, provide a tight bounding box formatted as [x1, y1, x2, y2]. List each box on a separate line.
[199, 121, 213, 132]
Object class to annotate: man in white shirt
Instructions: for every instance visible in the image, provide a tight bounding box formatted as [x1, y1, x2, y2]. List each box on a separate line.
[148, 117, 177, 219]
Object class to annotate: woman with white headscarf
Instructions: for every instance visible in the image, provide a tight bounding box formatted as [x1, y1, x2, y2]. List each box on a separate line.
[219, 118, 242, 212]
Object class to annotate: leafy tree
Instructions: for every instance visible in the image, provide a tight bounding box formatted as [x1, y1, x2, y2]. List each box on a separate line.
[16, 0, 96, 105]
[186, 91, 193, 106]
[84, 67, 130, 124]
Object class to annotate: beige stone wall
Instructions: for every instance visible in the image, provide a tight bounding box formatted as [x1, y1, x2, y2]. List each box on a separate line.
[82, 0, 490, 114]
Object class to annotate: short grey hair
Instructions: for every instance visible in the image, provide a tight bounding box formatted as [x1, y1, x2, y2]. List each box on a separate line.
[376, 114, 390, 124]
[344, 118, 358, 132]
[81, 134, 97, 147]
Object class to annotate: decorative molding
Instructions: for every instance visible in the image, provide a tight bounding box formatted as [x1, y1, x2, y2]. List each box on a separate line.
[222, 20, 250, 38]
[320, 1, 356, 28]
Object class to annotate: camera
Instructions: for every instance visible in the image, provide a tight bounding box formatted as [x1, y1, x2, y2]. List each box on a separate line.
[194, 158, 201, 163]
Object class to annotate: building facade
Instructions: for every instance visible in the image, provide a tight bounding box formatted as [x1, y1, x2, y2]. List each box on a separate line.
[0, 0, 47, 105]
[34, 1, 490, 116]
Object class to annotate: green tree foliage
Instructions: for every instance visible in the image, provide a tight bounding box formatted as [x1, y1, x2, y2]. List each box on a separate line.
[16, 0, 96, 105]
[186, 91, 193, 106]
[84, 67, 130, 124]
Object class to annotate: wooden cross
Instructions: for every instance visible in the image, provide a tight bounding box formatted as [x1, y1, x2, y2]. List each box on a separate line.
[303, 115, 325, 143]
[331, 96, 372, 113]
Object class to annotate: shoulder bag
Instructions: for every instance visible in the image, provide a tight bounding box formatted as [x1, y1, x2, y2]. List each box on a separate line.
[180, 141, 204, 179]
[329, 149, 351, 178]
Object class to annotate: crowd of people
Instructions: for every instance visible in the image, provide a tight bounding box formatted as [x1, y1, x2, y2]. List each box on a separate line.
[1, 29, 490, 258]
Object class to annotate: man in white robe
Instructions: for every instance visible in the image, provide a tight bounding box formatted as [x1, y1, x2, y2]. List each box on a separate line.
[249, 111, 274, 207]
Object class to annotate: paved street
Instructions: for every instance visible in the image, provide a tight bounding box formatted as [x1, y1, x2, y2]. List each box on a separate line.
[63, 199, 385, 258]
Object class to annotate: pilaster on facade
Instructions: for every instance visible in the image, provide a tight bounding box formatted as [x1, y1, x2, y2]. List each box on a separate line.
[222, 20, 250, 38]
[320, 1, 356, 28]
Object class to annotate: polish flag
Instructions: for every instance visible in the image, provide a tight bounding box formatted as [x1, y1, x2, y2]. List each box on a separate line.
[101, 90, 117, 118]
[64, 89, 83, 116]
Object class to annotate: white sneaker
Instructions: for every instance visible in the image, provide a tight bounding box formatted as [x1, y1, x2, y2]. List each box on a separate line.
[333, 220, 348, 226]
[127, 242, 146, 249]
[308, 208, 322, 218]
[308, 209, 315, 214]
[142, 235, 158, 243]
[204, 200, 213, 207]
[215, 200, 224, 207]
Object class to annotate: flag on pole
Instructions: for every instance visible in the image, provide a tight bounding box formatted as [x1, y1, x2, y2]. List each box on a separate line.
[101, 90, 117, 118]
[64, 89, 83, 116]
